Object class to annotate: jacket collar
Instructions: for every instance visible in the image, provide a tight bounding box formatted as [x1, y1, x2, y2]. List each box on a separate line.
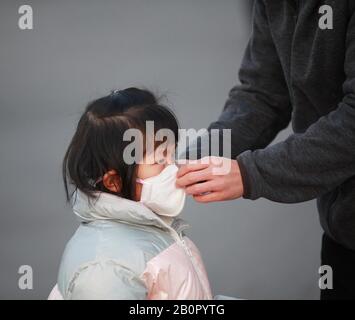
[72, 190, 189, 233]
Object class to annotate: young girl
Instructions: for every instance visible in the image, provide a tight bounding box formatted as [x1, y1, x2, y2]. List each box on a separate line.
[49, 88, 212, 300]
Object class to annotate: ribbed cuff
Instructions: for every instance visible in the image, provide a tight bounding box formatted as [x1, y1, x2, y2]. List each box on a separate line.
[236, 150, 260, 200]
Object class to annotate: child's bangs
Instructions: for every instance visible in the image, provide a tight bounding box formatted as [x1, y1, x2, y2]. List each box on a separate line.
[128, 104, 179, 162]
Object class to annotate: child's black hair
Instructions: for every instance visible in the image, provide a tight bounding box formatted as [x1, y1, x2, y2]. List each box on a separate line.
[63, 87, 179, 201]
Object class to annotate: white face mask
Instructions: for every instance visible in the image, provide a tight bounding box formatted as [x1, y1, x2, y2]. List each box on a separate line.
[137, 164, 186, 217]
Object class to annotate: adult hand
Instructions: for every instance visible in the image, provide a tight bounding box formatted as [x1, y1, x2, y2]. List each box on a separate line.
[176, 156, 244, 203]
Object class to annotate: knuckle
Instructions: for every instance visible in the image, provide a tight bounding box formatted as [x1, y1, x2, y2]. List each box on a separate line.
[186, 174, 194, 184]
[216, 178, 225, 190]
[190, 171, 200, 182]
[186, 185, 197, 195]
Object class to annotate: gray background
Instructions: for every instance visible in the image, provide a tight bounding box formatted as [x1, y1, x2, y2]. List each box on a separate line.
[0, 0, 322, 299]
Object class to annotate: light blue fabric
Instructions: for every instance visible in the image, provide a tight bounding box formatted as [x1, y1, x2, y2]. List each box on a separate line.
[57, 191, 188, 300]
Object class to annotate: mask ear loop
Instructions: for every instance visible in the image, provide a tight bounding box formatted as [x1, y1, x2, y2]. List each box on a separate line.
[88, 177, 103, 188]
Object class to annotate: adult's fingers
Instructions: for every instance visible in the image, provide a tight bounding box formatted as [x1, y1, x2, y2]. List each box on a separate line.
[193, 191, 224, 203]
[176, 158, 210, 178]
[185, 179, 222, 195]
[176, 167, 212, 188]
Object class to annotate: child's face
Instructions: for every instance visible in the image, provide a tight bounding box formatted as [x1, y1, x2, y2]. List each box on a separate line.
[135, 144, 175, 201]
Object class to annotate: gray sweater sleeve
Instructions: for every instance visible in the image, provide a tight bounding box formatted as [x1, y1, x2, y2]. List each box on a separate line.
[237, 11, 355, 203]
[208, 0, 292, 159]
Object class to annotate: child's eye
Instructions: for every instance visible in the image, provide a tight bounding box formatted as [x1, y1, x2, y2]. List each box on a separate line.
[155, 158, 165, 165]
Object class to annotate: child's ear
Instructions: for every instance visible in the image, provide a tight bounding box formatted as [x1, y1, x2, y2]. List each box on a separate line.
[102, 170, 122, 193]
